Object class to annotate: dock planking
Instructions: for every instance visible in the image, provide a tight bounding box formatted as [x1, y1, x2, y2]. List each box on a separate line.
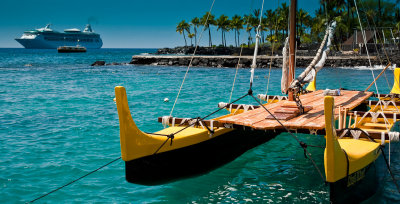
[218, 90, 373, 130]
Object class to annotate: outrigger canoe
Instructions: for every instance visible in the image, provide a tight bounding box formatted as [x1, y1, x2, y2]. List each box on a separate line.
[115, 86, 280, 185]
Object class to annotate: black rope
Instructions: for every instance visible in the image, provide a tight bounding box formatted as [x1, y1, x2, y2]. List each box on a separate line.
[153, 134, 174, 155]
[151, 93, 250, 155]
[249, 93, 326, 182]
[306, 144, 325, 148]
[340, 128, 377, 143]
[379, 146, 400, 193]
[171, 93, 249, 136]
[342, 149, 350, 184]
[29, 157, 121, 203]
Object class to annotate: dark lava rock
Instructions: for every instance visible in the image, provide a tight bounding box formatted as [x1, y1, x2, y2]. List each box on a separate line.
[91, 61, 106, 66]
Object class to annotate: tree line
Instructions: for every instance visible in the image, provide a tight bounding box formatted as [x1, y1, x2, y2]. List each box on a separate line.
[176, 0, 400, 48]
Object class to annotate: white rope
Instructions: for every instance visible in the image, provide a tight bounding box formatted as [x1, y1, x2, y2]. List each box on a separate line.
[350, 130, 362, 140]
[169, 0, 216, 116]
[172, 117, 176, 126]
[229, 46, 244, 103]
[353, 0, 379, 95]
[218, 102, 228, 109]
[355, 110, 391, 131]
[257, 94, 267, 101]
[389, 132, 400, 141]
[290, 21, 334, 87]
[381, 132, 386, 145]
[180, 118, 191, 126]
[249, 0, 266, 87]
[161, 116, 171, 128]
[257, 94, 287, 102]
[281, 37, 289, 93]
[388, 132, 399, 166]
[370, 112, 380, 123]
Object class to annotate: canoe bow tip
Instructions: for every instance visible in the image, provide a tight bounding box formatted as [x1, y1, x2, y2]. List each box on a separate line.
[114, 86, 143, 161]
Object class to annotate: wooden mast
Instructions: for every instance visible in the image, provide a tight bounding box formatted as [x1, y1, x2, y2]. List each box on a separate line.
[288, 0, 297, 101]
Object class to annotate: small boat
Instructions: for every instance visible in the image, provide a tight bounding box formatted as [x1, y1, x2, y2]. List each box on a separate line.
[57, 45, 86, 53]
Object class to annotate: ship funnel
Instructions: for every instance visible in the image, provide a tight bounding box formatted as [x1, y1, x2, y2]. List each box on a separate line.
[84, 24, 93, 32]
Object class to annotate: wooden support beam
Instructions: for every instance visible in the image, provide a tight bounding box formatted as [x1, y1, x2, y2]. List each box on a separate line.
[157, 117, 226, 128]
[348, 111, 398, 119]
[364, 63, 391, 92]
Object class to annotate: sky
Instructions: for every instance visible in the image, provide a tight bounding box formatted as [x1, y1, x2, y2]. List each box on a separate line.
[1, 0, 326, 48]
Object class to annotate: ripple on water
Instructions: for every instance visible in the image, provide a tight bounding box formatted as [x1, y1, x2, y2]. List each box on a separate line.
[0, 49, 399, 202]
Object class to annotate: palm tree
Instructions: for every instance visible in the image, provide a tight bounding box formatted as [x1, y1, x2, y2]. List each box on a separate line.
[297, 9, 311, 38]
[176, 20, 190, 46]
[244, 14, 254, 47]
[190, 17, 200, 46]
[278, 2, 289, 40]
[188, 33, 195, 46]
[216, 15, 230, 46]
[264, 9, 277, 43]
[230, 15, 244, 47]
[252, 9, 261, 35]
[200, 12, 216, 47]
[252, 9, 266, 44]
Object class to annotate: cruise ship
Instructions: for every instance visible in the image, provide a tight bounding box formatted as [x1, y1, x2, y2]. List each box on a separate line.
[15, 24, 103, 49]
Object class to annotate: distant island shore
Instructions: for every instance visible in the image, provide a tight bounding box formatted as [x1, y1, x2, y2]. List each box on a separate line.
[125, 46, 400, 68]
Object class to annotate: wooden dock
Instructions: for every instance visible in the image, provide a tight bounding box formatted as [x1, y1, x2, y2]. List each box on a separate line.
[218, 90, 373, 131]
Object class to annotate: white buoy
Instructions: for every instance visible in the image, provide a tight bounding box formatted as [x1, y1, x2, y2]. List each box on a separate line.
[164, 98, 169, 102]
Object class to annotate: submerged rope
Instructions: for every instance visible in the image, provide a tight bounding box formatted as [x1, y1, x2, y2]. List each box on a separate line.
[29, 157, 121, 203]
[248, 94, 325, 182]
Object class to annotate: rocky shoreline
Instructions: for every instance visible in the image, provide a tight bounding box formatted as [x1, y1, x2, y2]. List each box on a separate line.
[90, 46, 400, 68]
[129, 54, 399, 68]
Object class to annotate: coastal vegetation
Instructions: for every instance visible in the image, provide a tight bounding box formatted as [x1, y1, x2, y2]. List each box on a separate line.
[176, 0, 400, 48]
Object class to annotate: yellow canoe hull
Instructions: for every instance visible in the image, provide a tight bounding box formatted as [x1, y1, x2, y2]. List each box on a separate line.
[115, 86, 279, 184]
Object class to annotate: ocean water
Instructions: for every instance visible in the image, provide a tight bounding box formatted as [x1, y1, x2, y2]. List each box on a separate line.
[0, 48, 399, 203]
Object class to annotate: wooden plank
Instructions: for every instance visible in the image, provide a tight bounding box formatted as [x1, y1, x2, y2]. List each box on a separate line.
[362, 122, 390, 128]
[218, 90, 373, 131]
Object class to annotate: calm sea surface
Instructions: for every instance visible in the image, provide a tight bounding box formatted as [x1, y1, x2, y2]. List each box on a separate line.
[0, 48, 399, 203]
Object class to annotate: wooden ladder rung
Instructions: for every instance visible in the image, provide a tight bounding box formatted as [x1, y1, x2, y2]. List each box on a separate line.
[362, 122, 392, 128]
[360, 127, 389, 133]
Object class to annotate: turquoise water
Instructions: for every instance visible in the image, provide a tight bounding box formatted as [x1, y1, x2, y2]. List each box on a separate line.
[0, 48, 399, 203]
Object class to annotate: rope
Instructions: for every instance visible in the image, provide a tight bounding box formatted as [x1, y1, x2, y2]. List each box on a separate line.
[379, 146, 400, 193]
[265, 0, 281, 96]
[249, 0, 266, 90]
[229, 0, 259, 102]
[152, 93, 250, 155]
[29, 157, 121, 203]
[248, 94, 325, 182]
[353, 0, 379, 95]
[169, 0, 216, 116]
[358, 0, 392, 90]
[229, 46, 244, 103]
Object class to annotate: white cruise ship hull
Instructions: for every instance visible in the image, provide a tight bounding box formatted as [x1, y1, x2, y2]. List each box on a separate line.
[15, 24, 103, 49]
[15, 35, 102, 49]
